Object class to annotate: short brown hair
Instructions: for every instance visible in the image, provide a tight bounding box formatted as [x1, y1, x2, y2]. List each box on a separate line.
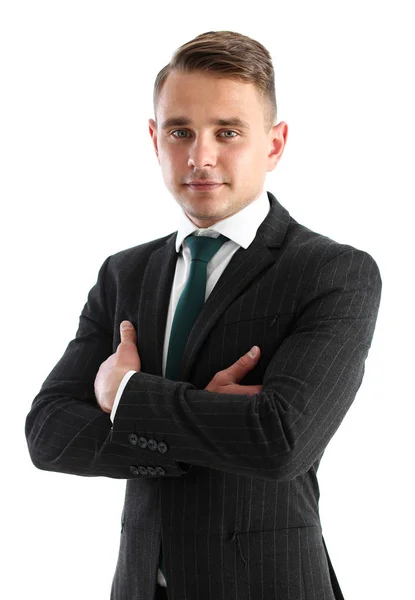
[153, 30, 277, 132]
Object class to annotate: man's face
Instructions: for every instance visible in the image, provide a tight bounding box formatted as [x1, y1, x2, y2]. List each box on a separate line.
[149, 70, 288, 228]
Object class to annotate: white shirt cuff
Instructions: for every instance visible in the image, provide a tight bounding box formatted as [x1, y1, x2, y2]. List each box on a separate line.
[110, 370, 137, 423]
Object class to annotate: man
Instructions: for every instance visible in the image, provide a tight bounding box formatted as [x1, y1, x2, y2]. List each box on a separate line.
[25, 30, 382, 600]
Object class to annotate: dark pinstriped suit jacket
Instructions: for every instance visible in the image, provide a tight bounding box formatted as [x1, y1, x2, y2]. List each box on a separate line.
[25, 192, 382, 600]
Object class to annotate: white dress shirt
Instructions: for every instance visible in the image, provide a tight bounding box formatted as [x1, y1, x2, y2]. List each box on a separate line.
[110, 188, 270, 587]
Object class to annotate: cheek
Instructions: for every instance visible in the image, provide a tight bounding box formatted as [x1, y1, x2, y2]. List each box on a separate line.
[158, 150, 177, 179]
[226, 148, 260, 179]
[224, 147, 247, 172]
[227, 143, 260, 166]
[160, 146, 184, 174]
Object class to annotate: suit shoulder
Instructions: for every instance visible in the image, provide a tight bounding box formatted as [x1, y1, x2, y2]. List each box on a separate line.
[286, 217, 381, 275]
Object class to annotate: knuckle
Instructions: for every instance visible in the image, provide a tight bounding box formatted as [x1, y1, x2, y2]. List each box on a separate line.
[213, 371, 224, 382]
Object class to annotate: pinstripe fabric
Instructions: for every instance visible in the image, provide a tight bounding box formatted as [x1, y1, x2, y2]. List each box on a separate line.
[25, 192, 382, 600]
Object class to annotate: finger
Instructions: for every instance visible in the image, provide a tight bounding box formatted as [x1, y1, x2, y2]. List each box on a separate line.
[120, 320, 137, 344]
[219, 346, 261, 384]
[219, 384, 262, 396]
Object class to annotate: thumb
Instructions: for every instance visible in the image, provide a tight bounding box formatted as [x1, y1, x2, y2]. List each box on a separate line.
[117, 320, 141, 372]
[120, 320, 137, 345]
[222, 346, 261, 384]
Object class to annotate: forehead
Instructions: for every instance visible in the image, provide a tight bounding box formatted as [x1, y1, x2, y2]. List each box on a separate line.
[156, 70, 264, 122]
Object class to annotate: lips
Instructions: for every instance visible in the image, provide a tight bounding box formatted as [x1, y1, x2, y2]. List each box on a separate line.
[186, 181, 222, 185]
[186, 183, 223, 191]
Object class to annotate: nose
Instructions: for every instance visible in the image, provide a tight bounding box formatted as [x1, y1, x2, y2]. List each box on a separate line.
[187, 136, 217, 169]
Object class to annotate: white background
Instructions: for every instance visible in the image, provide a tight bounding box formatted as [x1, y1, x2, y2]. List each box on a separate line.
[1, 1, 414, 599]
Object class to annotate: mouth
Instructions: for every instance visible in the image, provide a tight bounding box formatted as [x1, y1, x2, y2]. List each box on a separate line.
[186, 183, 224, 191]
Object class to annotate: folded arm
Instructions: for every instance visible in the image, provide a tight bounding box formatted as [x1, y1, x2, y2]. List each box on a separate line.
[110, 248, 382, 481]
[25, 249, 382, 481]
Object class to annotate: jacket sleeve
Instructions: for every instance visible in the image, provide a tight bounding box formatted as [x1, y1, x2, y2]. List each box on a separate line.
[24, 256, 190, 479]
[110, 248, 382, 481]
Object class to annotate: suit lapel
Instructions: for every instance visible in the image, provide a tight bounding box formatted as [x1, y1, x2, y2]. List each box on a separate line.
[137, 192, 290, 381]
[137, 232, 177, 377]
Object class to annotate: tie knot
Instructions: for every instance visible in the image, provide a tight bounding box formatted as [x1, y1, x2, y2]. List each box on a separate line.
[186, 234, 228, 263]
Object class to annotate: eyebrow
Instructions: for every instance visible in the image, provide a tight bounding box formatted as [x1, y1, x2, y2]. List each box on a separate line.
[160, 117, 251, 130]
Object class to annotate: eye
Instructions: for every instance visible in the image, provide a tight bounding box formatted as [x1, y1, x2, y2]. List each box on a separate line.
[171, 130, 190, 138]
[170, 130, 239, 139]
[220, 130, 238, 138]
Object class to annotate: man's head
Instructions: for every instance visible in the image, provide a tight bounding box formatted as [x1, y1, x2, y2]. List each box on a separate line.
[148, 31, 288, 228]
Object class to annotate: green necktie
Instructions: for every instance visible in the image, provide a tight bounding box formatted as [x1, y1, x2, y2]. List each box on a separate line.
[165, 232, 229, 380]
[158, 232, 228, 582]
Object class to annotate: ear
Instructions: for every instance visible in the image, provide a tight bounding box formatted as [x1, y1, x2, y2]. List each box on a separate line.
[267, 121, 288, 172]
[148, 118, 160, 163]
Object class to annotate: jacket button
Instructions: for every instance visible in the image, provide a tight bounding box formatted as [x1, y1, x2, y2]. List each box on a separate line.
[129, 465, 139, 475]
[147, 439, 158, 451]
[138, 436, 148, 448]
[138, 466, 148, 475]
[147, 466, 156, 476]
[158, 442, 168, 454]
[155, 466, 166, 476]
[128, 433, 138, 446]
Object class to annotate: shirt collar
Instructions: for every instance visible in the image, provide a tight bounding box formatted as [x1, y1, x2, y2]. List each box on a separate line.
[175, 189, 270, 253]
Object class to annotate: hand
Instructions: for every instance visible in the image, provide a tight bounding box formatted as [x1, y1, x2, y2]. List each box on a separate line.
[205, 346, 262, 395]
[94, 321, 141, 414]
